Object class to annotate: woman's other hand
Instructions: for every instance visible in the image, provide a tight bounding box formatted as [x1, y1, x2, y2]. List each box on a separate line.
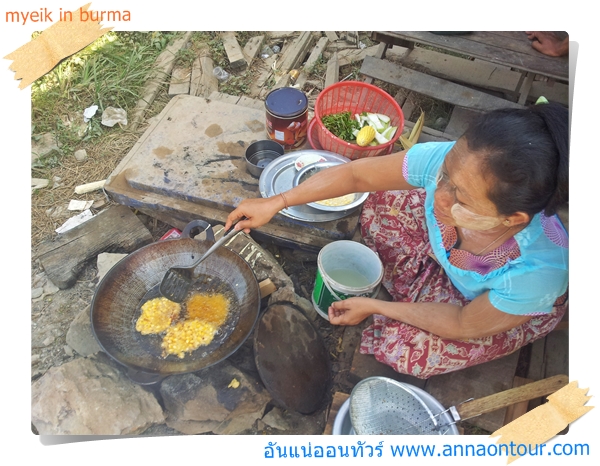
[328, 297, 378, 326]
[225, 196, 283, 233]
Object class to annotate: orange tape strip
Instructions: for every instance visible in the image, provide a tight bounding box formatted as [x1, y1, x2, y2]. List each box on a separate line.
[4, 3, 112, 89]
[490, 381, 594, 464]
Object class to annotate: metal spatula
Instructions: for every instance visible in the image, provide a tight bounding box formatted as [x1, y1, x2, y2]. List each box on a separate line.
[159, 225, 243, 303]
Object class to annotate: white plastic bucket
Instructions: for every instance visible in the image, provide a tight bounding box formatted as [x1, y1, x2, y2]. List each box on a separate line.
[312, 241, 383, 320]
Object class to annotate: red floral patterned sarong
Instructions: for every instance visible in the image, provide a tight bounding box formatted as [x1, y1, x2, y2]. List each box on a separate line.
[358, 189, 567, 379]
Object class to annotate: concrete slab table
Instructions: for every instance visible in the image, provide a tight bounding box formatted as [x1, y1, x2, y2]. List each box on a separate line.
[105, 95, 361, 251]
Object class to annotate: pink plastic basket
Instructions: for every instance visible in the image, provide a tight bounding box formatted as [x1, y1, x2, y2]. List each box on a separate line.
[313, 81, 404, 160]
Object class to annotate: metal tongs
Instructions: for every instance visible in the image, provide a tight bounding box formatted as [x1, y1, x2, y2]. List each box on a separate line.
[159, 224, 243, 303]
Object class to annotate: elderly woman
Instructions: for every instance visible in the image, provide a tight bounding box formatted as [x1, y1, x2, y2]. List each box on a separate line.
[225, 102, 569, 379]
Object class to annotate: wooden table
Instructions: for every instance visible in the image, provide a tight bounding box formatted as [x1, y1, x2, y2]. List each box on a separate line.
[371, 31, 569, 104]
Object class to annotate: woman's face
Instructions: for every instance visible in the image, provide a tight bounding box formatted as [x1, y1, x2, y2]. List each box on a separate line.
[433, 138, 505, 231]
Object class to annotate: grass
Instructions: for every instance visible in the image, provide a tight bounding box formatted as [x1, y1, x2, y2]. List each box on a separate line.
[31, 31, 179, 163]
[31, 31, 183, 245]
[30, 31, 267, 246]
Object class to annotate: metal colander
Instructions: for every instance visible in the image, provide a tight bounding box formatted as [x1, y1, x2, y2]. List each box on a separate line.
[348, 374, 570, 436]
[349, 377, 452, 435]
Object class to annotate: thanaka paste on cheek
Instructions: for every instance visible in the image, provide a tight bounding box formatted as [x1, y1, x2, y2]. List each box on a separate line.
[450, 203, 503, 231]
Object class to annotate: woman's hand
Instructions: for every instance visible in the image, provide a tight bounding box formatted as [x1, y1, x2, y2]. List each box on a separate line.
[225, 196, 283, 233]
[328, 297, 379, 326]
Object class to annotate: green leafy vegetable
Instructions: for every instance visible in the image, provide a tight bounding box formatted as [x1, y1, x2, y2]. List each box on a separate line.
[321, 111, 361, 142]
[321, 111, 398, 145]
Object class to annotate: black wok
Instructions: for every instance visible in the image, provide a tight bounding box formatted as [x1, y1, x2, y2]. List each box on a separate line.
[90, 220, 261, 384]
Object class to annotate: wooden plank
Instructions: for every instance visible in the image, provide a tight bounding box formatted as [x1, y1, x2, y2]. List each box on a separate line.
[273, 72, 291, 89]
[518, 72, 535, 105]
[445, 107, 481, 138]
[324, 51, 339, 89]
[363, 42, 390, 85]
[526, 339, 546, 382]
[221, 32, 247, 71]
[531, 80, 569, 106]
[425, 351, 521, 433]
[278, 31, 314, 72]
[304, 36, 329, 73]
[343, 31, 359, 47]
[189, 44, 211, 97]
[402, 47, 522, 95]
[544, 329, 569, 378]
[361, 56, 523, 112]
[372, 31, 568, 82]
[130, 32, 193, 130]
[259, 278, 277, 298]
[324, 31, 339, 42]
[199, 56, 218, 98]
[337, 45, 380, 67]
[168, 66, 191, 95]
[35, 206, 153, 289]
[189, 58, 202, 97]
[402, 119, 456, 143]
[294, 71, 308, 90]
[243, 35, 264, 68]
[253, 55, 278, 97]
[400, 92, 417, 121]
[267, 31, 296, 40]
[503, 376, 534, 425]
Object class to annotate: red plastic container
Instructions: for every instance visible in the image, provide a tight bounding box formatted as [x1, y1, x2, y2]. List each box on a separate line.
[313, 81, 404, 160]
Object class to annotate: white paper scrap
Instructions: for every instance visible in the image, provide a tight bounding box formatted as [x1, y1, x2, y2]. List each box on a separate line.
[83, 105, 99, 122]
[55, 209, 94, 234]
[68, 199, 94, 211]
[101, 107, 128, 127]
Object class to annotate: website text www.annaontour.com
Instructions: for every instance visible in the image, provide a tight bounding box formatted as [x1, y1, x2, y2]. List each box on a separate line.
[262, 441, 591, 459]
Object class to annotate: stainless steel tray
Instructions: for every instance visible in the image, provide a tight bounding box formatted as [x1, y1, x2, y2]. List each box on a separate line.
[259, 150, 357, 222]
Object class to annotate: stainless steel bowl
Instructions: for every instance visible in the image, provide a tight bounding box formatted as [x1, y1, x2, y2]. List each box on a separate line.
[292, 161, 369, 212]
[245, 140, 285, 178]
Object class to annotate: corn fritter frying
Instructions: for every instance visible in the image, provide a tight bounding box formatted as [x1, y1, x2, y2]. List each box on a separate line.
[135, 297, 181, 334]
[136, 292, 231, 359]
[161, 319, 217, 358]
[186, 292, 230, 327]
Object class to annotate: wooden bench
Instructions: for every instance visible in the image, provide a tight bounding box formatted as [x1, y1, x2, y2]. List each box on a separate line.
[360, 55, 524, 113]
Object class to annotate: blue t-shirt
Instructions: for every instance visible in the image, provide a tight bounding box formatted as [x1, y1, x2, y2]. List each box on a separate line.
[404, 141, 569, 316]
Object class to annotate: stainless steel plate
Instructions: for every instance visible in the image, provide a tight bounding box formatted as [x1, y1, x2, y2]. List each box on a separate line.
[259, 150, 357, 222]
[293, 161, 369, 212]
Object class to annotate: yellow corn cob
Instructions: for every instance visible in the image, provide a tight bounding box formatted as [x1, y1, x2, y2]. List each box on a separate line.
[356, 125, 376, 147]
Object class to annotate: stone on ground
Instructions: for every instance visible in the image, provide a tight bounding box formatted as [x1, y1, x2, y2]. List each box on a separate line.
[31, 356, 165, 435]
[160, 360, 271, 435]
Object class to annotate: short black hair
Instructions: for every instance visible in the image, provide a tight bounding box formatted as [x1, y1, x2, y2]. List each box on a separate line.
[463, 102, 568, 217]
